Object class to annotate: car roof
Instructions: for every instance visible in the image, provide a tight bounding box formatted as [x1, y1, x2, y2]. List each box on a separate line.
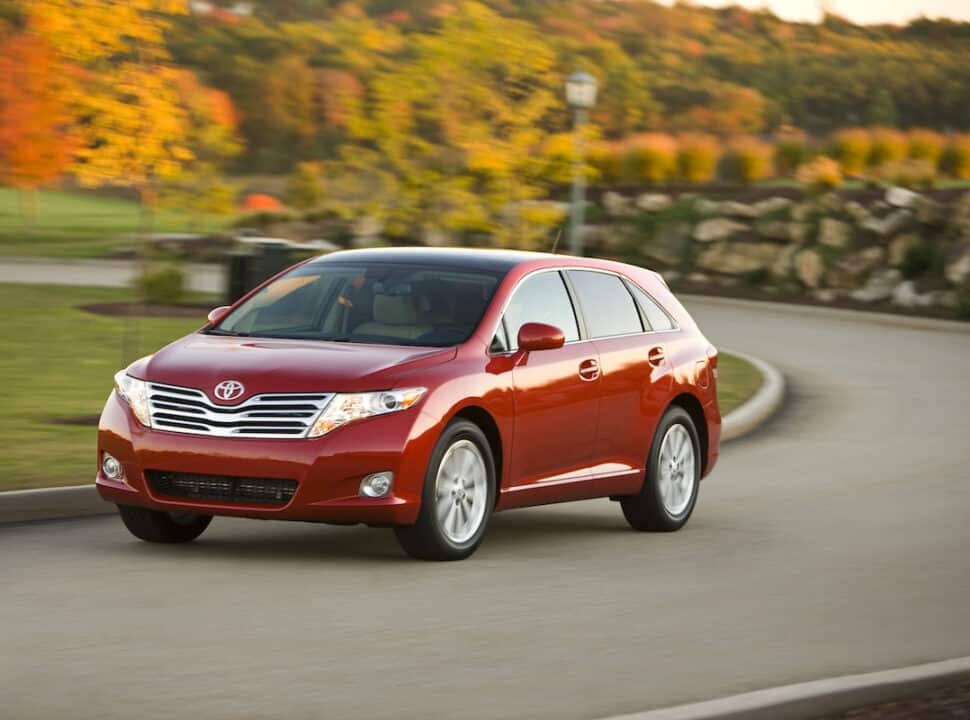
[309, 246, 631, 274]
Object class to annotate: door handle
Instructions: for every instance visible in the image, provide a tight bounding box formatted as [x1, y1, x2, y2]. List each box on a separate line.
[647, 346, 665, 367]
[578, 358, 600, 381]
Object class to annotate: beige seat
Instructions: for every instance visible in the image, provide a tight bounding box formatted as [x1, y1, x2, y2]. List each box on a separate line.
[354, 294, 432, 340]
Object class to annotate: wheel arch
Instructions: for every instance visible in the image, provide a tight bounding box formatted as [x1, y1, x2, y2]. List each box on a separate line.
[451, 405, 504, 492]
[667, 393, 709, 476]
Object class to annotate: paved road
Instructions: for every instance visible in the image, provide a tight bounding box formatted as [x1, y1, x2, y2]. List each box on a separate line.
[0, 257, 224, 293]
[3, 299, 970, 720]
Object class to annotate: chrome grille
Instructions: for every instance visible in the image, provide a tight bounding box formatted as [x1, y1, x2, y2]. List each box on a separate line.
[147, 382, 332, 439]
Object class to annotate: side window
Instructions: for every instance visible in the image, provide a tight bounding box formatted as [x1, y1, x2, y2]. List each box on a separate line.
[627, 282, 675, 331]
[500, 272, 580, 350]
[566, 270, 643, 338]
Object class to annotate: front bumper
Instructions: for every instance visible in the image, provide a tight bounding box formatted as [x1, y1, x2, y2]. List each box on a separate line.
[96, 391, 439, 525]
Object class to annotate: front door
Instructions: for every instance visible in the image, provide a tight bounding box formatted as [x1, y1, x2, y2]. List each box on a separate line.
[500, 271, 601, 494]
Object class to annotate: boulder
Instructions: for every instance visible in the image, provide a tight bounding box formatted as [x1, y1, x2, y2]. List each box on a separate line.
[862, 209, 913, 238]
[889, 234, 920, 267]
[944, 240, 970, 285]
[718, 201, 759, 219]
[662, 270, 682, 285]
[813, 288, 840, 303]
[693, 218, 748, 243]
[949, 192, 970, 239]
[695, 198, 721, 216]
[753, 197, 793, 217]
[771, 244, 798, 279]
[849, 268, 901, 303]
[892, 280, 936, 309]
[755, 220, 807, 243]
[827, 246, 885, 289]
[794, 249, 824, 288]
[914, 196, 946, 226]
[696, 241, 781, 275]
[636, 193, 672, 212]
[817, 218, 851, 248]
[642, 223, 691, 266]
[791, 203, 811, 222]
[885, 186, 920, 209]
[602, 191, 632, 216]
[844, 201, 870, 224]
[687, 272, 711, 284]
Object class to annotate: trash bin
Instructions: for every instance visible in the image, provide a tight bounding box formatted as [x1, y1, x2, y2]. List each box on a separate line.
[224, 242, 298, 303]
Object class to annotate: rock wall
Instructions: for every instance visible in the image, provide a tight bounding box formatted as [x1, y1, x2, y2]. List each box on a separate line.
[589, 188, 970, 316]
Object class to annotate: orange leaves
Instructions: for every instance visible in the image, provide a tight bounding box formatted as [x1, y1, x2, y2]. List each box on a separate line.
[0, 34, 76, 188]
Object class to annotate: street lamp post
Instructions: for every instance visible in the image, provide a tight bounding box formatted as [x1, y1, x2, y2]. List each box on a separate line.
[565, 70, 598, 256]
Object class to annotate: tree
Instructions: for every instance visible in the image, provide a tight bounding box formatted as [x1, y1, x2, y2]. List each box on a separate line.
[348, 1, 562, 247]
[0, 33, 75, 224]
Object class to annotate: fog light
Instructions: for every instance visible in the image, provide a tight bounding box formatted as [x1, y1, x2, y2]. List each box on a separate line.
[101, 453, 124, 481]
[360, 472, 393, 498]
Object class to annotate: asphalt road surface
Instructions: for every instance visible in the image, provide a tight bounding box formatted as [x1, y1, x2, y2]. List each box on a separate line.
[3, 299, 970, 720]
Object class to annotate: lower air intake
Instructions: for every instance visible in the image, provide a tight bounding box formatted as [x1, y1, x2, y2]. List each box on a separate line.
[146, 470, 297, 506]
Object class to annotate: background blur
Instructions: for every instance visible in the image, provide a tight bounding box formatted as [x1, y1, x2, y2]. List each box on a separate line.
[1, 0, 969, 492]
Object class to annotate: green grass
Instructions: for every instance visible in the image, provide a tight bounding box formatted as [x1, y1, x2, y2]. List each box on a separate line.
[0, 188, 233, 258]
[0, 284, 207, 490]
[0, 283, 764, 491]
[717, 352, 763, 415]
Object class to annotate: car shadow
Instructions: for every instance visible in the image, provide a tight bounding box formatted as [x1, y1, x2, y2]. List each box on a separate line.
[102, 502, 632, 564]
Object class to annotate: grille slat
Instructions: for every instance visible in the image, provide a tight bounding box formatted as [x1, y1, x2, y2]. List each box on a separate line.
[146, 470, 297, 506]
[147, 382, 332, 439]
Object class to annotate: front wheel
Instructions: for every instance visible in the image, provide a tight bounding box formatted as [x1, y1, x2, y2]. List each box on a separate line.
[117, 505, 212, 543]
[394, 420, 496, 561]
[621, 406, 700, 532]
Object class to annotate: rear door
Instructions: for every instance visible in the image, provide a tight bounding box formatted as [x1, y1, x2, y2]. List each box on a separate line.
[499, 270, 601, 491]
[565, 270, 672, 494]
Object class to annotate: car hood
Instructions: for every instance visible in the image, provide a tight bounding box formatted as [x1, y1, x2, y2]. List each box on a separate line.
[129, 333, 456, 400]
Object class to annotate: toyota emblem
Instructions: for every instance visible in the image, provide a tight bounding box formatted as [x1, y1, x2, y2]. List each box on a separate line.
[213, 380, 245, 401]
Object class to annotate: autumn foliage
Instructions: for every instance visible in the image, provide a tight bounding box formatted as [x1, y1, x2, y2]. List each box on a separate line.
[0, 34, 75, 190]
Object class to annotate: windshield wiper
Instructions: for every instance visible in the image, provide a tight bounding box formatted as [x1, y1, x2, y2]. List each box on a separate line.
[204, 328, 251, 337]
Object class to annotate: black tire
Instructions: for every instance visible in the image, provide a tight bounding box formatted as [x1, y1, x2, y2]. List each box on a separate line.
[394, 419, 496, 561]
[621, 406, 701, 532]
[117, 504, 212, 543]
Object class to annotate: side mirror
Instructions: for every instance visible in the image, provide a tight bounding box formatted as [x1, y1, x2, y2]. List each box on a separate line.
[517, 322, 565, 352]
[207, 305, 232, 325]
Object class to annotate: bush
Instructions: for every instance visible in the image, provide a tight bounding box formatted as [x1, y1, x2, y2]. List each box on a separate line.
[589, 142, 623, 184]
[868, 127, 908, 168]
[676, 133, 721, 184]
[831, 128, 871, 175]
[796, 155, 842, 194]
[881, 158, 937, 189]
[621, 133, 678, 185]
[899, 239, 940, 279]
[136, 264, 185, 305]
[941, 134, 970, 179]
[286, 162, 324, 209]
[907, 129, 945, 167]
[774, 127, 807, 176]
[232, 209, 300, 228]
[720, 136, 773, 185]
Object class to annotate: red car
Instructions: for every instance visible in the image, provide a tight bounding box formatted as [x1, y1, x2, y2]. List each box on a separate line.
[97, 248, 721, 560]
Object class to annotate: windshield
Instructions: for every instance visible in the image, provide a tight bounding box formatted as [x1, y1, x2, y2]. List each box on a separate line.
[209, 261, 505, 347]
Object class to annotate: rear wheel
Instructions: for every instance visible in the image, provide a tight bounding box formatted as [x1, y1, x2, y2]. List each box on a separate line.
[117, 505, 212, 543]
[621, 406, 700, 532]
[394, 420, 495, 561]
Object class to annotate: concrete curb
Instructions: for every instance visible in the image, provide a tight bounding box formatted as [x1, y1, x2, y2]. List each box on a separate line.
[682, 293, 970, 335]
[719, 348, 786, 442]
[0, 484, 109, 524]
[0, 349, 784, 524]
[600, 655, 970, 720]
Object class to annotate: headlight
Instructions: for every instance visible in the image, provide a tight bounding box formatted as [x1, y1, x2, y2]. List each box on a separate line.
[114, 371, 152, 427]
[308, 387, 426, 438]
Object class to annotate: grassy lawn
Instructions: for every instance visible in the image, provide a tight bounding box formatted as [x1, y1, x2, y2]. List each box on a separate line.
[717, 352, 763, 415]
[0, 282, 763, 491]
[0, 284, 206, 491]
[0, 188, 233, 259]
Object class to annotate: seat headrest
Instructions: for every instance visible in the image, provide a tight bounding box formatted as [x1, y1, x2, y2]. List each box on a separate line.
[373, 294, 420, 325]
